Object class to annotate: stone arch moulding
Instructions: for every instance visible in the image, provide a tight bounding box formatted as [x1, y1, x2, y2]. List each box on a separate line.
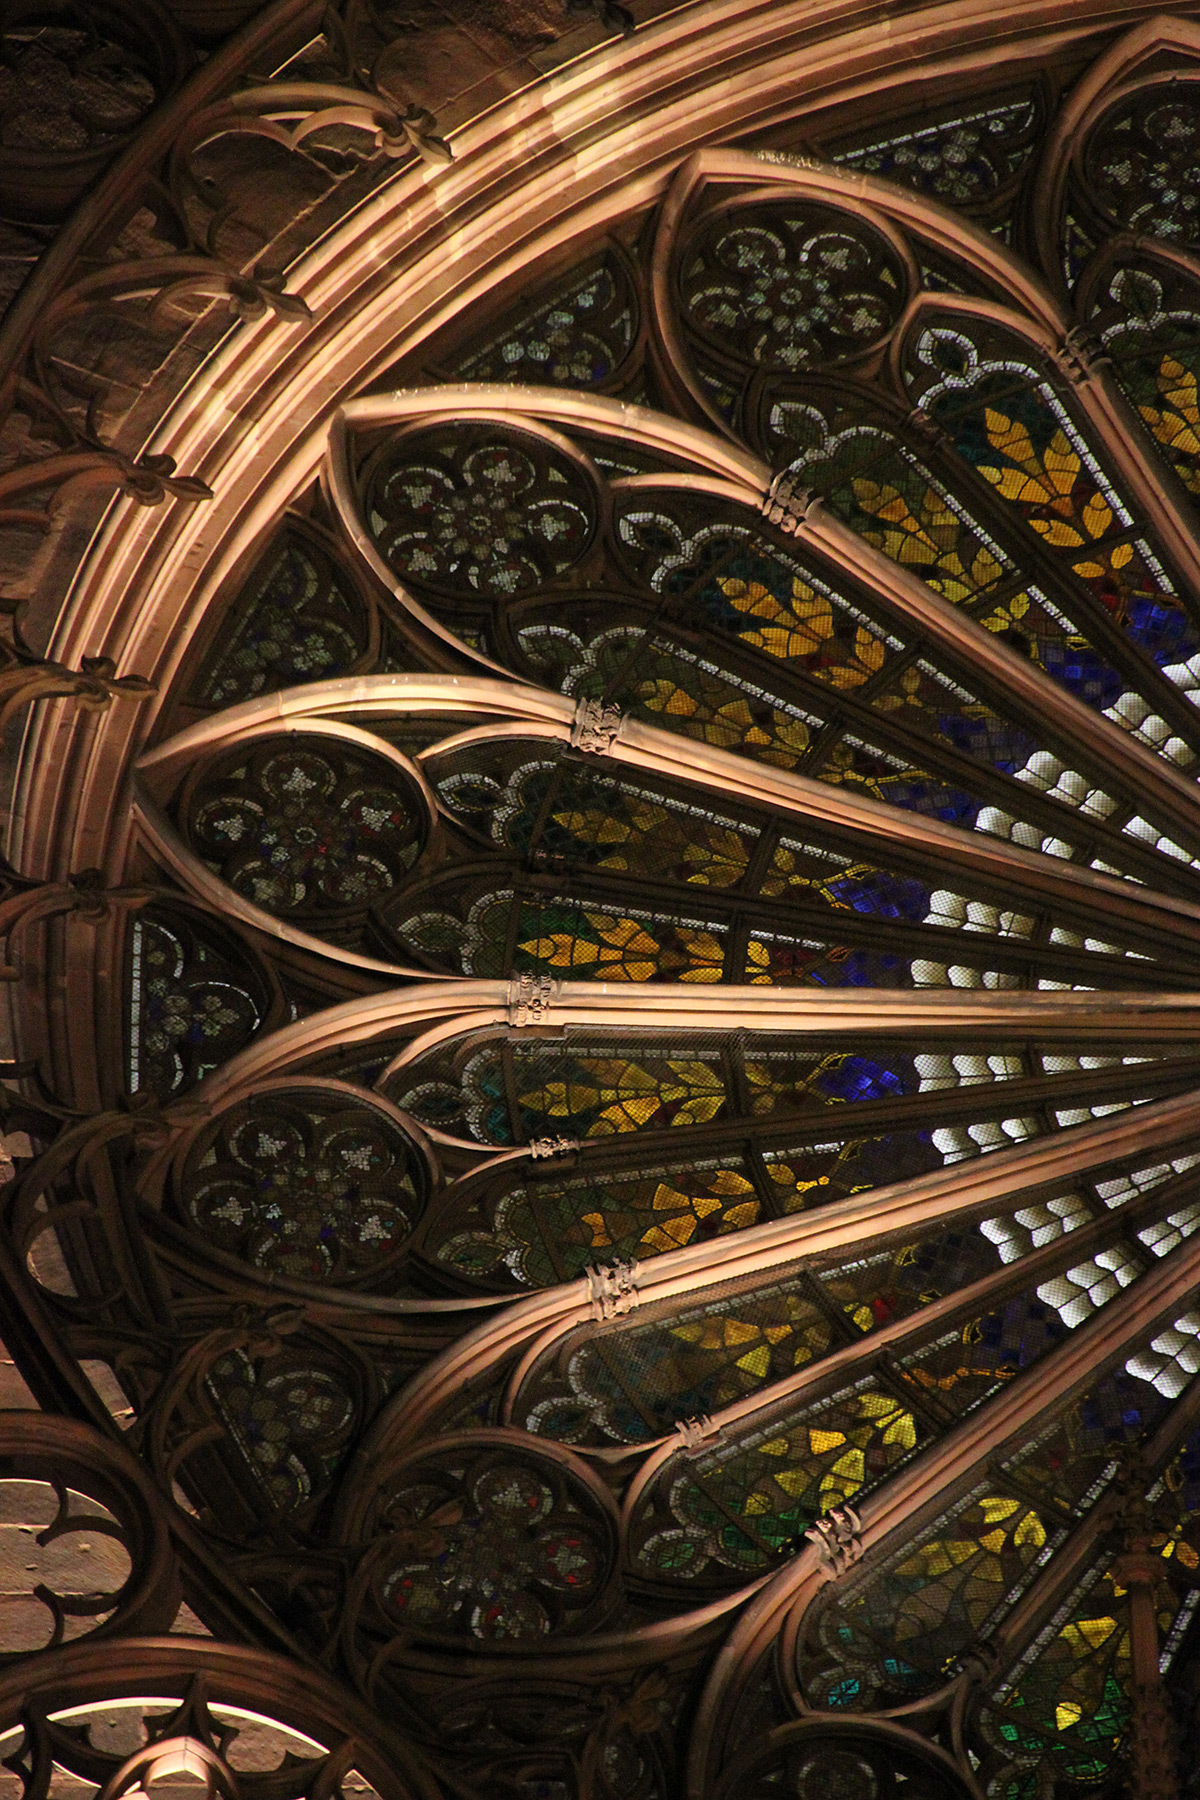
[14, 5, 1200, 1800]
[4, 0, 1188, 879]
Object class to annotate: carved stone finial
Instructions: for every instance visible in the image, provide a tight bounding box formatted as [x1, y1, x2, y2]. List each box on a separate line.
[674, 1414, 718, 1453]
[508, 972, 557, 1026]
[571, 698, 624, 755]
[527, 1135, 579, 1160]
[762, 470, 818, 536]
[585, 1259, 639, 1322]
[0, 647, 157, 737]
[805, 1504, 863, 1578]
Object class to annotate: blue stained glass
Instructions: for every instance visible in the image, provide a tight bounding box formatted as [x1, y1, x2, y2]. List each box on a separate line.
[1127, 596, 1194, 662]
[977, 1298, 1067, 1369]
[826, 872, 931, 921]
[816, 1056, 907, 1101]
[1039, 642, 1126, 708]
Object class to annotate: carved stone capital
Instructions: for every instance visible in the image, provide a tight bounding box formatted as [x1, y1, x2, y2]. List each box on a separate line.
[508, 972, 558, 1026]
[571, 698, 624, 755]
[762, 470, 818, 536]
[585, 1259, 639, 1322]
[805, 1504, 864, 1579]
[1051, 326, 1111, 385]
[674, 1414, 718, 1454]
[905, 405, 949, 453]
[527, 1135, 580, 1160]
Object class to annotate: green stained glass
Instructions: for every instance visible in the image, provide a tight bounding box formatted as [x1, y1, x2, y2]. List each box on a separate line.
[800, 1318, 1187, 1712]
[977, 1566, 1132, 1791]
[634, 1383, 922, 1584]
[802, 1488, 1057, 1710]
[517, 1278, 835, 1446]
[431, 1158, 759, 1287]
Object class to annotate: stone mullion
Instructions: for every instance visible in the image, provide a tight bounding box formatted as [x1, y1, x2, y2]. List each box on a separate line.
[694, 1219, 1200, 1793]
[447, 1053, 1200, 1178]
[523, 858, 1200, 981]
[137, 675, 1200, 955]
[334, 387, 1200, 854]
[612, 713, 1200, 955]
[205, 979, 1200, 1100]
[377, 1084, 1200, 1452]
[511, 1152, 1200, 1453]
[616, 1181, 1200, 1538]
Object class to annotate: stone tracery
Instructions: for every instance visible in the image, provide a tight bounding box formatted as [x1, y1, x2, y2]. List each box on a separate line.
[11, 6, 1200, 1800]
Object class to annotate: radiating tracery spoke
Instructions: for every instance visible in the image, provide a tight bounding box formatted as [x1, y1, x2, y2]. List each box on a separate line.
[31, 22, 1200, 1800]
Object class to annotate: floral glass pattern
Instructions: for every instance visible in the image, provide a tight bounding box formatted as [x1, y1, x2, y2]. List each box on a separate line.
[180, 736, 427, 934]
[176, 1091, 426, 1282]
[27, 27, 1200, 1800]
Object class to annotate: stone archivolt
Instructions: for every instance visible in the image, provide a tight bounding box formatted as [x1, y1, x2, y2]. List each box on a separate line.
[8, 6, 1200, 1800]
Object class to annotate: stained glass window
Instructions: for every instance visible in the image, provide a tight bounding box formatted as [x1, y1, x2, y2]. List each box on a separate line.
[21, 22, 1200, 1800]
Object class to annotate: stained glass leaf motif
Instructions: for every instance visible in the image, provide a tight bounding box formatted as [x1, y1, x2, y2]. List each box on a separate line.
[400, 736, 1187, 990]
[393, 869, 1097, 996]
[1090, 261, 1200, 518]
[396, 1031, 1196, 1152]
[771, 395, 1194, 801]
[363, 423, 595, 597]
[412, 1073, 1198, 1298]
[613, 507, 901, 693]
[190, 527, 372, 708]
[454, 1148, 1200, 1468]
[177, 1092, 426, 1283]
[802, 1489, 1056, 1711]
[828, 94, 1040, 207]
[975, 1416, 1200, 1796]
[181, 736, 426, 938]
[364, 415, 1184, 876]
[515, 1279, 838, 1446]
[633, 1213, 1199, 1592]
[800, 1328, 1186, 1710]
[426, 1158, 761, 1289]
[909, 322, 1200, 763]
[765, 399, 1015, 607]
[974, 1563, 1135, 1793]
[677, 203, 909, 374]
[516, 610, 1009, 832]
[395, 887, 730, 983]
[433, 751, 759, 887]
[449, 250, 637, 388]
[633, 1382, 923, 1585]
[127, 907, 271, 1097]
